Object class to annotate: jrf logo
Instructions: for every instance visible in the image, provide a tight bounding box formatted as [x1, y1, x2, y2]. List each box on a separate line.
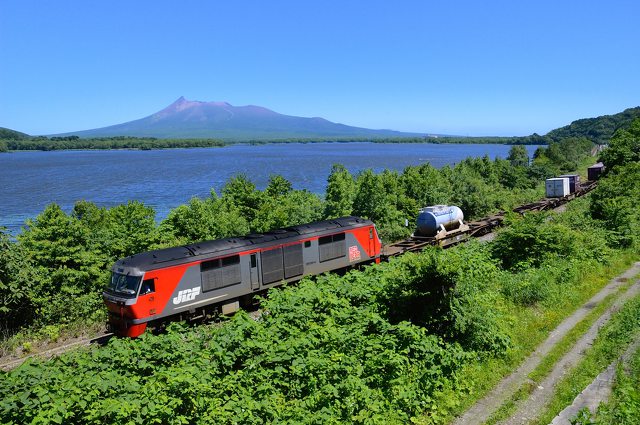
[173, 287, 201, 305]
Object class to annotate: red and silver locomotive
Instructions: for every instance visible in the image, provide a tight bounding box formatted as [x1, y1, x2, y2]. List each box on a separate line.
[104, 216, 381, 337]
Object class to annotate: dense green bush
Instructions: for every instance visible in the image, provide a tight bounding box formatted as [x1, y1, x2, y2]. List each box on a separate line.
[0, 201, 159, 333]
[491, 195, 620, 307]
[1, 198, 629, 423]
[375, 244, 510, 354]
[553, 196, 613, 264]
[490, 213, 579, 271]
[0, 230, 40, 332]
[1, 249, 490, 424]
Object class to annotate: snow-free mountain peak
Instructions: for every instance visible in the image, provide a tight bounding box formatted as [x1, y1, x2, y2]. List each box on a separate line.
[55, 98, 424, 140]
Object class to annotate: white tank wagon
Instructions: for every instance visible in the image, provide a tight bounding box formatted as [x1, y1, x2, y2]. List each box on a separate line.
[415, 205, 469, 238]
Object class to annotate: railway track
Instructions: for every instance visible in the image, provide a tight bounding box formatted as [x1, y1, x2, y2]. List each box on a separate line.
[0, 332, 113, 372]
[382, 180, 597, 259]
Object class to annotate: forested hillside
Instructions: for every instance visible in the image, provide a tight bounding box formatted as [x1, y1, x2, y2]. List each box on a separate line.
[0, 127, 29, 140]
[0, 127, 29, 152]
[547, 106, 640, 144]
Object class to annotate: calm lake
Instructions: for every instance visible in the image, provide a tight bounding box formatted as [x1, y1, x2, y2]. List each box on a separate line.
[0, 143, 539, 234]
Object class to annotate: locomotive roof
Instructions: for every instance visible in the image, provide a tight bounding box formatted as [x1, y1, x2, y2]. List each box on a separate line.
[113, 216, 372, 272]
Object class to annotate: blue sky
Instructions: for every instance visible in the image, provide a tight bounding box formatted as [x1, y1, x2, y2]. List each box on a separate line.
[1, 0, 638, 136]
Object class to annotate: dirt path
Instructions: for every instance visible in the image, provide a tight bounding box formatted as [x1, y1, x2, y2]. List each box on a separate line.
[452, 261, 640, 425]
[500, 278, 640, 424]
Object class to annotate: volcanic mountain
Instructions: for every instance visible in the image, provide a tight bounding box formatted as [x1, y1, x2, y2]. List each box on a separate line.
[60, 97, 423, 140]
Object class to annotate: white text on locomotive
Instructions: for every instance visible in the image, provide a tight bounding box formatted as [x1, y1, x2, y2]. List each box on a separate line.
[173, 287, 201, 305]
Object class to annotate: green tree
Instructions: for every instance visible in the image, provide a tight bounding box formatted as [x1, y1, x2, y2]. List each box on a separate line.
[448, 170, 495, 219]
[160, 196, 250, 243]
[599, 118, 640, 171]
[590, 162, 640, 247]
[353, 169, 410, 241]
[71, 201, 114, 267]
[323, 164, 356, 218]
[221, 174, 263, 224]
[507, 145, 529, 167]
[495, 158, 532, 189]
[459, 155, 500, 184]
[399, 163, 450, 213]
[543, 137, 594, 172]
[265, 174, 293, 197]
[0, 229, 41, 332]
[106, 201, 158, 258]
[352, 169, 389, 222]
[18, 204, 105, 324]
[527, 159, 558, 181]
[254, 190, 323, 233]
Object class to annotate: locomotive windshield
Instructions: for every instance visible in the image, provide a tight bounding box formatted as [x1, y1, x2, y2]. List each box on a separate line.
[107, 273, 141, 297]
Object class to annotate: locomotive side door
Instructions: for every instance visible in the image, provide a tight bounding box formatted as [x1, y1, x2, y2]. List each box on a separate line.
[250, 254, 260, 290]
[139, 278, 158, 316]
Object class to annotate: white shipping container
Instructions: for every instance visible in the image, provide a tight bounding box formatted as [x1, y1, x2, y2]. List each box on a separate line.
[545, 178, 570, 198]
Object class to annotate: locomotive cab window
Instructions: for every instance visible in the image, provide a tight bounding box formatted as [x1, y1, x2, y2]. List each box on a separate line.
[140, 279, 155, 295]
[107, 273, 142, 298]
[319, 232, 346, 262]
[201, 255, 241, 292]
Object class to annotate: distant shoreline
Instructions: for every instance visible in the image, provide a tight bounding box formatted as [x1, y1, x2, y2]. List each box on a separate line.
[0, 136, 547, 153]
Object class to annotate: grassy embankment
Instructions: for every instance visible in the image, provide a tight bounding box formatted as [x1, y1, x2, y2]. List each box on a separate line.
[479, 254, 638, 424]
[430, 198, 639, 424]
[532, 291, 640, 425]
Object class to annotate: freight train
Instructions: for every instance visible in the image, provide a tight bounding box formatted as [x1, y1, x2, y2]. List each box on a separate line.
[104, 166, 603, 337]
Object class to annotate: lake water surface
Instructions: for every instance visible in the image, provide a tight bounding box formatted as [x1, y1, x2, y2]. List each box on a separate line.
[0, 143, 538, 234]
